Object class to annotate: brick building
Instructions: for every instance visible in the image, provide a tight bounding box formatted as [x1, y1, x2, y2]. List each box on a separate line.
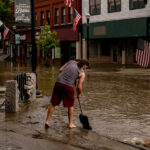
[8, 0, 82, 66]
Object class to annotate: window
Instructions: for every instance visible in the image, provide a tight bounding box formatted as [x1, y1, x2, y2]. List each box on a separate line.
[90, 0, 101, 15]
[55, 8, 59, 24]
[68, 7, 73, 23]
[35, 13, 37, 26]
[101, 42, 110, 56]
[46, 10, 50, 25]
[108, 0, 121, 12]
[61, 7, 66, 24]
[41, 11, 44, 26]
[130, 0, 146, 10]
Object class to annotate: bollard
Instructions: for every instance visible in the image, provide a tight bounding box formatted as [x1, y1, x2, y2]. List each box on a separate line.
[14, 72, 36, 102]
[5, 80, 19, 113]
[24, 73, 36, 101]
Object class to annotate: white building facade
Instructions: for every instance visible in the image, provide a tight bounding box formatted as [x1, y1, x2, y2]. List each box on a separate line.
[81, 0, 150, 65]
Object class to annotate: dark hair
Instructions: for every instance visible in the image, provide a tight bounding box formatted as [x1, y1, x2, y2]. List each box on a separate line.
[77, 59, 89, 68]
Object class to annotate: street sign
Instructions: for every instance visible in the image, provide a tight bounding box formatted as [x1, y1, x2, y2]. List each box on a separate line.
[15, 34, 20, 44]
[14, 0, 31, 26]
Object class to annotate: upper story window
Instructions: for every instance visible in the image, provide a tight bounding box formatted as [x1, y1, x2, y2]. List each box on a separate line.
[55, 8, 59, 25]
[61, 7, 66, 24]
[108, 0, 121, 12]
[35, 13, 37, 26]
[130, 0, 146, 10]
[41, 11, 44, 26]
[68, 7, 73, 23]
[46, 10, 50, 25]
[90, 0, 101, 15]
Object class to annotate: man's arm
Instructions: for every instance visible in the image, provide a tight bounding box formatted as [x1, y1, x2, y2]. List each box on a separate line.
[76, 72, 85, 99]
[59, 63, 67, 72]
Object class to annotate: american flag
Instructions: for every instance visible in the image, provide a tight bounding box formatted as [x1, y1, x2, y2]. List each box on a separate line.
[136, 38, 150, 67]
[73, 9, 81, 31]
[3, 26, 9, 40]
[64, 0, 73, 7]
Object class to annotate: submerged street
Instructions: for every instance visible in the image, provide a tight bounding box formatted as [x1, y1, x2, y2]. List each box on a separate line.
[0, 62, 150, 150]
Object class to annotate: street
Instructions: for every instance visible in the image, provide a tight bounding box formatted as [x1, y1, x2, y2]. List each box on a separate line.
[0, 62, 150, 150]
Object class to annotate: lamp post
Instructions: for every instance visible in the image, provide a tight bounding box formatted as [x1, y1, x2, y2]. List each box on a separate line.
[31, 0, 40, 95]
[31, 0, 36, 73]
[86, 14, 90, 60]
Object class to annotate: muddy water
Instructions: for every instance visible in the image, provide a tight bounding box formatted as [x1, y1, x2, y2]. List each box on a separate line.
[0, 62, 150, 148]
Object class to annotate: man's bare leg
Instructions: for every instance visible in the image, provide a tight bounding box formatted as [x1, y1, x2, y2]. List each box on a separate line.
[45, 103, 55, 128]
[68, 106, 76, 128]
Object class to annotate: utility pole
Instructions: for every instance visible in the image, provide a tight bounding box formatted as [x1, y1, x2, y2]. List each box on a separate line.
[31, 0, 36, 73]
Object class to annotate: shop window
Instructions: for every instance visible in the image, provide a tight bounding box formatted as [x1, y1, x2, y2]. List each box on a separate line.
[118, 47, 122, 56]
[108, 0, 121, 13]
[61, 7, 66, 24]
[68, 7, 73, 23]
[90, 40, 98, 56]
[46, 10, 50, 25]
[90, 0, 101, 15]
[55, 8, 59, 25]
[101, 42, 110, 56]
[41, 11, 44, 26]
[130, 0, 146, 10]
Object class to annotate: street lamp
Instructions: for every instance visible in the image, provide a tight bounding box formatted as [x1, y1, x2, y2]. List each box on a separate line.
[31, 0, 36, 73]
[86, 13, 90, 60]
[31, 0, 40, 95]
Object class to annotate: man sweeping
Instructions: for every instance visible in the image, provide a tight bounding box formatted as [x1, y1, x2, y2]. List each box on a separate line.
[45, 59, 89, 129]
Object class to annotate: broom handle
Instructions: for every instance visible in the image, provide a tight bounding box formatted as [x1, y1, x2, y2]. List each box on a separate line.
[78, 99, 83, 114]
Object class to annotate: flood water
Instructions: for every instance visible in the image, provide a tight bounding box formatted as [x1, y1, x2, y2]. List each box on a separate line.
[0, 61, 150, 149]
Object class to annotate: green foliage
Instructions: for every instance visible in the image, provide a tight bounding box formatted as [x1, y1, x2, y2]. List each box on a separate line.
[36, 24, 60, 66]
[0, 0, 13, 25]
[37, 24, 59, 51]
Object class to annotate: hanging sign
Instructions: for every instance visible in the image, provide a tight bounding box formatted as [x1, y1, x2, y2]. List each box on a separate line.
[15, 0, 31, 25]
[15, 34, 20, 44]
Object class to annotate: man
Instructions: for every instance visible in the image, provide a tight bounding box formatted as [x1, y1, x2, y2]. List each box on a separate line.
[45, 59, 89, 129]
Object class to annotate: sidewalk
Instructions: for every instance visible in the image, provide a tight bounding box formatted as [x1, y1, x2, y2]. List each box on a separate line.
[0, 96, 149, 150]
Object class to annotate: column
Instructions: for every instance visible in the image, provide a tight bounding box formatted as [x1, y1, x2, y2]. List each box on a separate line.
[122, 49, 126, 65]
[82, 39, 87, 59]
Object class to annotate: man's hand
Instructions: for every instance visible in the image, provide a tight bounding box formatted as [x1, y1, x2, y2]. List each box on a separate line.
[77, 93, 82, 99]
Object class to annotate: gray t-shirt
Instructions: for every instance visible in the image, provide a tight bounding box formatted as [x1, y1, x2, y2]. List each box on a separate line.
[56, 60, 84, 86]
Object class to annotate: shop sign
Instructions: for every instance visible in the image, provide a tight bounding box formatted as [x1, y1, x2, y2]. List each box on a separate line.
[5, 41, 9, 46]
[20, 34, 26, 41]
[15, 0, 31, 25]
[15, 34, 20, 44]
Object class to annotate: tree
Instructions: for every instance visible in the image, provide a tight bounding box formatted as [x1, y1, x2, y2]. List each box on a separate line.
[36, 24, 59, 66]
[0, 0, 12, 25]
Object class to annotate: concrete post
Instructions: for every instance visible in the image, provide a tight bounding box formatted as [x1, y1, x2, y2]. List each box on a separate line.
[24, 73, 36, 101]
[76, 41, 81, 60]
[122, 49, 126, 65]
[5, 80, 19, 113]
